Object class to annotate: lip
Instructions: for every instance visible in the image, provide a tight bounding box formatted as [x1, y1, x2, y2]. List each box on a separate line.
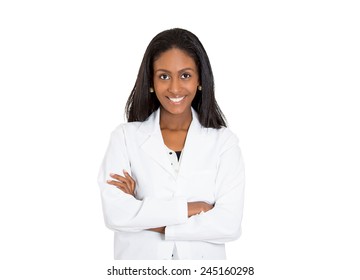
[167, 96, 186, 105]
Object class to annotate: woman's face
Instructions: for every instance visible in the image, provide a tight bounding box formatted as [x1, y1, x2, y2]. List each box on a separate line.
[153, 48, 199, 117]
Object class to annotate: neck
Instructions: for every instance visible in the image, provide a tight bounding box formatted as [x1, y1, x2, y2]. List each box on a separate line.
[159, 107, 192, 131]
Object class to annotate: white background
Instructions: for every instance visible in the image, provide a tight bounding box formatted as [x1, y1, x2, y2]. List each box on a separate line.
[1, 0, 359, 279]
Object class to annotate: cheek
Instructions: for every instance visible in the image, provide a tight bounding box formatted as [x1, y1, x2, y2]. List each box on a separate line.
[188, 84, 199, 95]
[153, 82, 165, 95]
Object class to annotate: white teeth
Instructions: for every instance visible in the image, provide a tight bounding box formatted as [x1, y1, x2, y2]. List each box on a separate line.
[169, 96, 185, 103]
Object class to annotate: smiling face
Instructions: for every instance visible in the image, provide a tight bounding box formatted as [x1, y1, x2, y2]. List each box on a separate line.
[153, 48, 200, 117]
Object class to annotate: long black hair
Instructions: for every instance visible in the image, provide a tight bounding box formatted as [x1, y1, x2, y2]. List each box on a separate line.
[125, 28, 227, 128]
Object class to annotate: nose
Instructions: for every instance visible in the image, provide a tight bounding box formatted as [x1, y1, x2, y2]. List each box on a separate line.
[168, 78, 181, 94]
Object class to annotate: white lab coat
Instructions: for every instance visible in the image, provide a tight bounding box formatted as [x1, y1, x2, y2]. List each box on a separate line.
[98, 108, 245, 260]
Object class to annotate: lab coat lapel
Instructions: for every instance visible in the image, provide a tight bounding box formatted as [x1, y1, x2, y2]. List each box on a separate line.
[178, 107, 203, 176]
[138, 109, 176, 178]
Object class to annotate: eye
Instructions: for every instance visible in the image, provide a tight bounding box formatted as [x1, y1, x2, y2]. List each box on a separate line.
[159, 74, 170, 80]
[181, 73, 191, 79]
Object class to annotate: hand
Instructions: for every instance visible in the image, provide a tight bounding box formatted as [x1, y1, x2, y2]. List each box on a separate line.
[187, 201, 214, 217]
[147, 227, 165, 234]
[146, 202, 214, 234]
[107, 170, 136, 196]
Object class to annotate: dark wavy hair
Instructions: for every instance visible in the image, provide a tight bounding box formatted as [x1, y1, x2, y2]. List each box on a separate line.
[125, 28, 227, 128]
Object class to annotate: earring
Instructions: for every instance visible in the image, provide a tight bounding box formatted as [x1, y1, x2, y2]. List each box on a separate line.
[198, 85, 202, 91]
[149, 87, 154, 93]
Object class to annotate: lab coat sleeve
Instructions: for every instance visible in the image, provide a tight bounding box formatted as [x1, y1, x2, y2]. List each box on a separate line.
[165, 133, 245, 243]
[98, 125, 188, 232]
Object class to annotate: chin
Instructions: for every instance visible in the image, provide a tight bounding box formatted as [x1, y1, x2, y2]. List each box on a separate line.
[161, 105, 191, 116]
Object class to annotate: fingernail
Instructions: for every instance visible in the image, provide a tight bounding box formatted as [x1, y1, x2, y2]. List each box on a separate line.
[123, 169, 128, 174]
[106, 179, 111, 183]
[110, 173, 114, 176]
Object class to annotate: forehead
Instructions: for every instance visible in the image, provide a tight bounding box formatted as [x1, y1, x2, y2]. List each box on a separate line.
[153, 48, 197, 71]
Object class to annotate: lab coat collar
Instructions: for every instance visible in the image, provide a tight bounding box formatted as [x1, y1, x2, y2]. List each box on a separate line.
[137, 107, 202, 179]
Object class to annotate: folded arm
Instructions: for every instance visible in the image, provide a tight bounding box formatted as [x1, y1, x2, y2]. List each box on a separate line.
[98, 127, 188, 232]
[107, 171, 214, 234]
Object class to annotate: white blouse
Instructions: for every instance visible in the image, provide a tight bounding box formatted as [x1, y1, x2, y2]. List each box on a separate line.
[165, 146, 181, 174]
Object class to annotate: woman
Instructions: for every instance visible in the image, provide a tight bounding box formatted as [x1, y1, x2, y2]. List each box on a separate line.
[98, 28, 245, 260]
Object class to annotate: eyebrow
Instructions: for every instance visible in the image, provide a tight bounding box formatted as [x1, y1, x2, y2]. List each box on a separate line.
[154, 67, 196, 74]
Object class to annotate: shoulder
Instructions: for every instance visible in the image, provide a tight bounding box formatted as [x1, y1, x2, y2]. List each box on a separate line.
[112, 121, 142, 134]
[109, 110, 158, 143]
[106, 121, 141, 142]
[203, 126, 239, 143]
[199, 126, 240, 156]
